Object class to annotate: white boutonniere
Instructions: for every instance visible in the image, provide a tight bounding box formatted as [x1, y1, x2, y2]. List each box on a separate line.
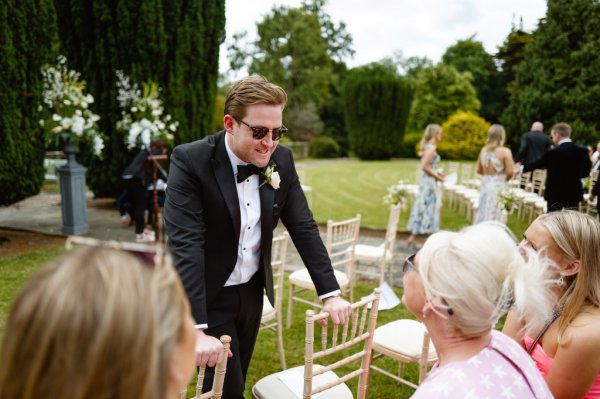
[261, 164, 280, 189]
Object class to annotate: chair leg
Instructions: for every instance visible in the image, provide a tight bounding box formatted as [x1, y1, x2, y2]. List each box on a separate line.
[276, 317, 286, 369]
[286, 283, 294, 328]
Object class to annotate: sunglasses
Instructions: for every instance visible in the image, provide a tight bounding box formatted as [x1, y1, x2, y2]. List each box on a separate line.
[402, 253, 417, 273]
[65, 236, 164, 267]
[234, 117, 288, 141]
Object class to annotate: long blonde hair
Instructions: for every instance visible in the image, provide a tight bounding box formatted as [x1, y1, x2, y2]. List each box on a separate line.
[418, 124, 442, 156]
[0, 247, 189, 399]
[418, 222, 556, 337]
[482, 124, 506, 152]
[536, 211, 600, 343]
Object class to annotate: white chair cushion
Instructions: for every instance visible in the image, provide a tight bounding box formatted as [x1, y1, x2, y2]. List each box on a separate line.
[261, 295, 276, 320]
[289, 268, 349, 289]
[253, 365, 353, 399]
[373, 319, 437, 361]
[354, 244, 384, 260]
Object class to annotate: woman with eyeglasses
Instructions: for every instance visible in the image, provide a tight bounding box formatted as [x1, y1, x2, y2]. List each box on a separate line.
[403, 222, 554, 398]
[503, 211, 600, 398]
[406, 124, 446, 248]
[0, 246, 199, 399]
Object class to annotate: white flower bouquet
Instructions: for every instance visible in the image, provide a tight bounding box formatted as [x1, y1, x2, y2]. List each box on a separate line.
[384, 179, 410, 207]
[116, 71, 177, 150]
[39, 55, 104, 155]
[498, 188, 519, 213]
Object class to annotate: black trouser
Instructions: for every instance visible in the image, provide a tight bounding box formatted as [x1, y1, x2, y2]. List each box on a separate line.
[202, 272, 263, 399]
[124, 177, 147, 234]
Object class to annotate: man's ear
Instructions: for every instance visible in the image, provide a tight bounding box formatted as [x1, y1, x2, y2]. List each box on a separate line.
[223, 114, 235, 133]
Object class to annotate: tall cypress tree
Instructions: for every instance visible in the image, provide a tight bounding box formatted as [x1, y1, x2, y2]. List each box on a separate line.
[54, 0, 225, 197]
[0, 0, 58, 205]
[343, 63, 413, 160]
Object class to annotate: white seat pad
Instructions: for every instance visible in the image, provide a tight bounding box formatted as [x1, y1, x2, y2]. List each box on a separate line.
[253, 365, 353, 399]
[289, 268, 349, 289]
[373, 319, 437, 361]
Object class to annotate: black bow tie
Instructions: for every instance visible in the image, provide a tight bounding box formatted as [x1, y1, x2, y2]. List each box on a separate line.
[236, 164, 262, 183]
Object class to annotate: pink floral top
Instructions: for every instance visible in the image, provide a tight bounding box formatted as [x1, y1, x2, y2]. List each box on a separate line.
[412, 330, 553, 399]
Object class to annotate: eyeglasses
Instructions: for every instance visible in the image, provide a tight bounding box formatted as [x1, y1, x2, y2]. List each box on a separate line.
[234, 117, 288, 141]
[402, 253, 417, 273]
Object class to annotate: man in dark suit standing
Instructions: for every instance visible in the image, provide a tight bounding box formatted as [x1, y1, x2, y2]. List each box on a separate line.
[515, 121, 552, 169]
[524, 122, 591, 212]
[164, 76, 351, 398]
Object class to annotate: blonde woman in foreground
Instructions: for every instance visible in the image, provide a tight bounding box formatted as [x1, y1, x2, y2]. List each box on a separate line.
[0, 246, 199, 399]
[504, 211, 600, 398]
[403, 222, 554, 398]
[474, 124, 515, 223]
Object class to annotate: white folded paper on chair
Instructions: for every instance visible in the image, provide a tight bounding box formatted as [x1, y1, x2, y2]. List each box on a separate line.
[362, 282, 400, 310]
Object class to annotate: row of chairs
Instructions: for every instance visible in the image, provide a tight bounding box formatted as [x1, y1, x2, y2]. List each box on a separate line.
[259, 209, 437, 397]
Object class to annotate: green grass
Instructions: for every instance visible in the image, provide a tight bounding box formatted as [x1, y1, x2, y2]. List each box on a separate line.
[302, 158, 529, 238]
[0, 245, 65, 333]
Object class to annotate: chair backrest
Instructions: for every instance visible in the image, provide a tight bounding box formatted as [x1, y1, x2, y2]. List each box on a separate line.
[459, 163, 472, 183]
[589, 170, 599, 194]
[530, 169, 547, 195]
[303, 289, 381, 399]
[183, 335, 231, 399]
[326, 215, 361, 274]
[383, 203, 402, 258]
[271, 232, 289, 314]
[446, 161, 459, 176]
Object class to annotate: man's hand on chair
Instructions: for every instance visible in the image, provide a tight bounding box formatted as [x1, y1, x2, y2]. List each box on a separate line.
[321, 296, 352, 326]
[195, 329, 231, 367]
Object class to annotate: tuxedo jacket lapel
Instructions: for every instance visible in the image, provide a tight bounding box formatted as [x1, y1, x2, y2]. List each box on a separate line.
[212, 135, 241, 243]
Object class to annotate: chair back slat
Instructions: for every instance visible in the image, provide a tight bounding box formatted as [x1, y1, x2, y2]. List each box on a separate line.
[303, 289, 381, 399]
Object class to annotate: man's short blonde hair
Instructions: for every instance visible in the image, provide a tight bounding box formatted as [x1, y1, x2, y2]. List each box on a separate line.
[551, 122, 571, 138]
[224, 75, 288, 120]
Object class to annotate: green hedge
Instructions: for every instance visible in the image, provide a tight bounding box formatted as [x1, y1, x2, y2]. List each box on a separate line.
[309, 136, 340, 158]
[437, 111, 489, 160]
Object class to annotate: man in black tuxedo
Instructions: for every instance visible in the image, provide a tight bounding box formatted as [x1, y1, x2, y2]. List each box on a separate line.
[515, 121, 552, 169]
[524, 122, 591, 212]
[164, 76, 351, 398]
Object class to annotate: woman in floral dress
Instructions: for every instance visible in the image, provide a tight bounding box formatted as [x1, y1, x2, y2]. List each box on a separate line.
[407, 124, 445, 247]
[474, 124, 514, 223]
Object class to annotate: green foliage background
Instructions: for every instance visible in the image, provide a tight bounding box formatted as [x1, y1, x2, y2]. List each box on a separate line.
[437, 111, 490, 160]
[343, 63, 413, 159]
[54, 0, 225, 197]
[0, 0, 58, 205]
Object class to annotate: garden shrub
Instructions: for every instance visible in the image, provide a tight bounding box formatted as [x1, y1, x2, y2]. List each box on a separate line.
[397, 132, 423, 158]
[437, 111, 489, 160]
[309, 136, 340, 159]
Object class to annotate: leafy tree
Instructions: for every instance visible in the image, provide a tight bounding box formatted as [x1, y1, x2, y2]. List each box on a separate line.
[437, 111, 490, 160]
[54, 0, 225, 196]
[0, 0, 58, 205]
[442, 36, 506, 123]
[496, 25, 534, 149]
[228, 0, 353, 141]
[343, 63, 413, 160]
[504, 0, 600, 147]
[407, 63, 480, 131]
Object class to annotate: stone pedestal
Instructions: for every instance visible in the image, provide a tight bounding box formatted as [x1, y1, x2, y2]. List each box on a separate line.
[57, 142, 89, 235]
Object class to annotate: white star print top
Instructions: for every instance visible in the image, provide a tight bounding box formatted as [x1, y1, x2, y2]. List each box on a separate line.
[411, 330, 553, 399]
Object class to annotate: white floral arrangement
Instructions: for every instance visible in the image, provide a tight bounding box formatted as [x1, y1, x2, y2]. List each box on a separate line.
[383, 179, 410, 207]
[498, 188, 519, 213]
[116, 70, 177, 150]
[261, 164, 281, 189]
[39, 55, 104, 155]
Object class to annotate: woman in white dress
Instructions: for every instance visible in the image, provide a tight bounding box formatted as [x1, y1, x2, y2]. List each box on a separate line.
[474, 124, 514, 223]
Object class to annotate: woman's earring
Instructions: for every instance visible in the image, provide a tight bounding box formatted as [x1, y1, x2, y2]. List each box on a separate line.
[556, 274, 565, 287]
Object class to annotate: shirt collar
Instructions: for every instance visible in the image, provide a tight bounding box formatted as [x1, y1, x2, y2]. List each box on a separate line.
[224, 132, 250, 176]
[557, 138, 572, 145]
